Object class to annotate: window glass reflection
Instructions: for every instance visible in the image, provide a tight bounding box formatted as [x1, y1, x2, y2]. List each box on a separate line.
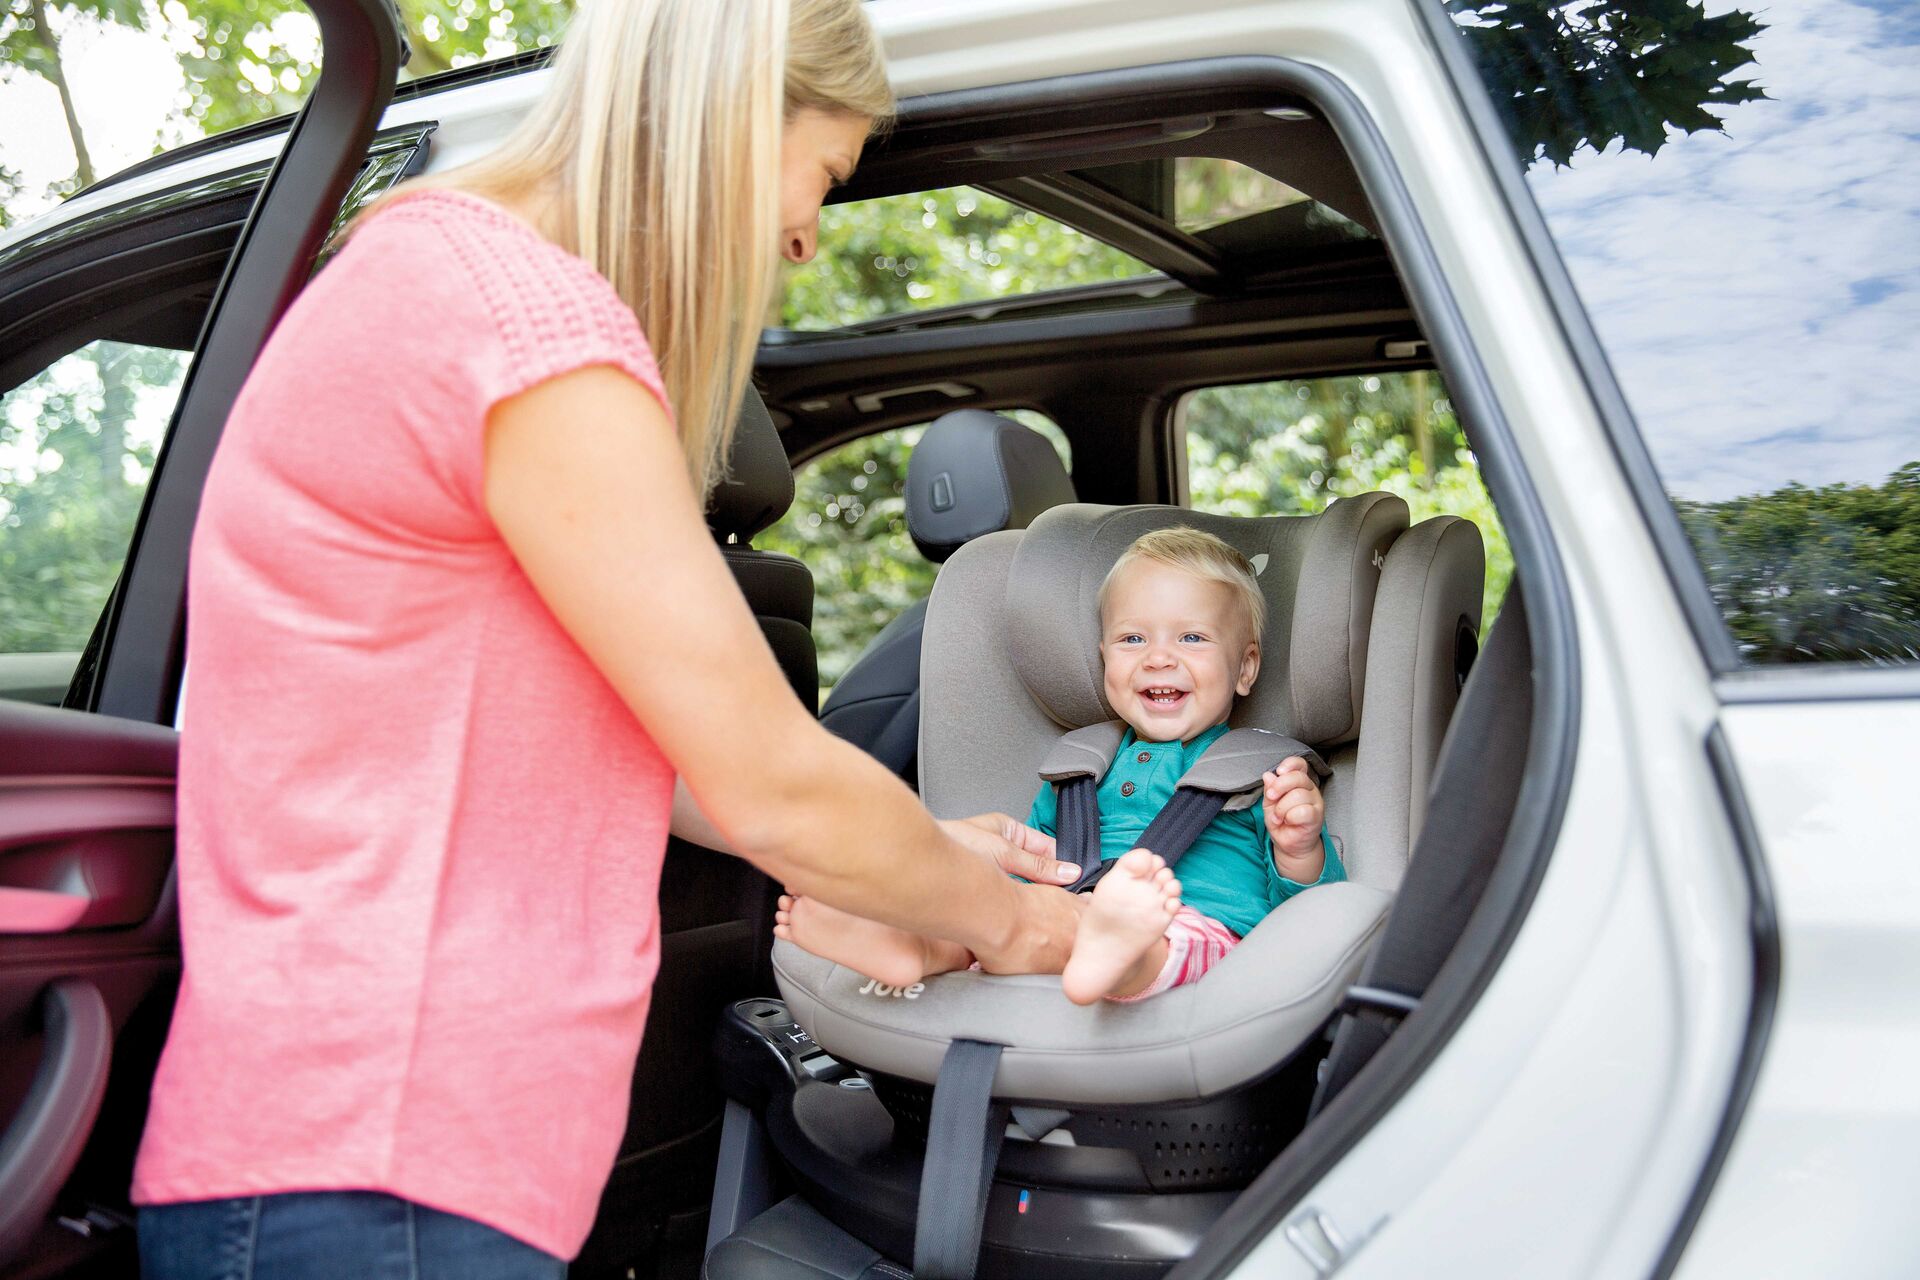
[1450, 0, 1920, 664]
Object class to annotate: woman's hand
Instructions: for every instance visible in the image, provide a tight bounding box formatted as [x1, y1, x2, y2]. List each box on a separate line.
[939, 812, 1080, 886]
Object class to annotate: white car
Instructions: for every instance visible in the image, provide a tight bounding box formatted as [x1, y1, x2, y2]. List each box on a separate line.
[0, 0, 1913, 1277]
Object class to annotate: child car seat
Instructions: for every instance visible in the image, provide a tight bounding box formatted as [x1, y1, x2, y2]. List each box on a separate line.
[820, 409, 1077, 783]
[709, 497, 1485, 1279]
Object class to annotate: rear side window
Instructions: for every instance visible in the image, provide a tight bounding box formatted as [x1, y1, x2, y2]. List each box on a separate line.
[760, 411, 1068, 701]
[0, 340, 188, 703]
[1450, 0, 1919, 665]
[1183, 372, 1510, 634]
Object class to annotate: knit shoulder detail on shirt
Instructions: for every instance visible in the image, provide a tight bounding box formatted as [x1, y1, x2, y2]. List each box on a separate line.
[375, 190, 670, 416]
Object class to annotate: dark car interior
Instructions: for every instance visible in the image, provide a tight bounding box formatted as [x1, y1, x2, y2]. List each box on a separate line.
[0, 52, 1570, 1280]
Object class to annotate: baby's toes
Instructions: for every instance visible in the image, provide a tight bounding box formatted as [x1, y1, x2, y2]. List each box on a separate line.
[1115, 848, 1157, 876]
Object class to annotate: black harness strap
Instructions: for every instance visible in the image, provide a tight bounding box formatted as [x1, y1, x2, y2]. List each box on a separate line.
[1054, 728, 1328, 894]
[1073, 785, 1232, 892]
[1055, 775, 1105, 891]
[912, 1039, 1008, 1280]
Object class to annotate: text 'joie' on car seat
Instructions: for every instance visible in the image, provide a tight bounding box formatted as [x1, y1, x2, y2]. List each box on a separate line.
[707, 494, 1485, 1279]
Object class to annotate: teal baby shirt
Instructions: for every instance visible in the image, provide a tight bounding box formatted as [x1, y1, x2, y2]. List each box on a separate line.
[1025, 722, 1346, 938]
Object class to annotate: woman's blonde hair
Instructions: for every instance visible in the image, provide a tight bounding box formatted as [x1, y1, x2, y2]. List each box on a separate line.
[1098, 527, 1268, 646]
[390, 0, 892, 498]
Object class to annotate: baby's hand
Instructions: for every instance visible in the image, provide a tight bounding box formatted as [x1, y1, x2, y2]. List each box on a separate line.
[1262, 758, 1326, 882]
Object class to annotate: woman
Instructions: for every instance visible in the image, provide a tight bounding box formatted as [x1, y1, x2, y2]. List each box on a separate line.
[131, 1, 1081, 1275]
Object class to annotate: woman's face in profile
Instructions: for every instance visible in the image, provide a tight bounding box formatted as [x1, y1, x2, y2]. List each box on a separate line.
[780, 108, 872, 264]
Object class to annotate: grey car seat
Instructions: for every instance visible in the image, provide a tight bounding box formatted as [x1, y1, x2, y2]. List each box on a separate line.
[711, 387, 817, 705]
[708, 495, 1485, 1277]
[819, 409, 1075, 783]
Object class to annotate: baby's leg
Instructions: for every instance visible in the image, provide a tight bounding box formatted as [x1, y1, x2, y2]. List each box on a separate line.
[1060, 850, 1181, 1005]
[775, 894, 973, 989]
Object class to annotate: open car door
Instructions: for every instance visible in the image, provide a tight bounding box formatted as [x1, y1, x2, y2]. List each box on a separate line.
[0, 1, 405, 1270]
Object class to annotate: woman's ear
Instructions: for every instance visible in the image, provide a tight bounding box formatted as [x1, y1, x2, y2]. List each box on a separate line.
[1236, 641, 1261, 696]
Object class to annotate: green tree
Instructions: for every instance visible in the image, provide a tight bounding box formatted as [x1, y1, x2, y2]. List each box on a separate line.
[780, 186, 1148, 331]
[2, 0, 151, 186]
[0, 342, 186, 653]
[1447, 0, 1769, 167]
[1184, 374, 1514, 636]
[167, 0, 573, 137]
[1677, 465, 1920, 664]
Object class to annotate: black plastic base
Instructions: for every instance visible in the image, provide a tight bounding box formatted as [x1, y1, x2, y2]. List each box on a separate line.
[714, 999, 1317, 1279]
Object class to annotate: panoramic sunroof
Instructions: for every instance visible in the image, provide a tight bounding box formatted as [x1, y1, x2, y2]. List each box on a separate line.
[778, 185, 1157, 333]
[776, 147, 1379, 335]
[1070, 156, 1374, 250]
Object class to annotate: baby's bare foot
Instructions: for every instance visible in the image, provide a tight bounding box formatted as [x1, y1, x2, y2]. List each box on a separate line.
[1060, 850, 1181, 1005]
[774, 894, 967, 988]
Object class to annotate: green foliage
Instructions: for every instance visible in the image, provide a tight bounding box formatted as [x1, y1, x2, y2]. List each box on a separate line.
[167, 0, 574, 137]
[1183, 373, 1513, 636]
[781, 187, 1149, 331]
[757, 426, 936, 691]
[757, 411, 1067, 694]
[0, 342, 185, 653]
[1448, 0, 1769, 167]
[1677, 465, 1920, 664]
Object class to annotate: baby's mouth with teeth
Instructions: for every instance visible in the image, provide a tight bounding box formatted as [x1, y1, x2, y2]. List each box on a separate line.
[1139, 686, 1190, 708]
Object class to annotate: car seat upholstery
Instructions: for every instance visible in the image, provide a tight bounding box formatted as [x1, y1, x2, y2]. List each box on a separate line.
[773, 496, 1484, 1104]
[819, 410, 1076, 782]
[711, 387, 817, 706]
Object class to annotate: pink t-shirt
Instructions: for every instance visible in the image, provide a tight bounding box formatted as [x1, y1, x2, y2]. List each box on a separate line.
[132, 190, 677, 1259]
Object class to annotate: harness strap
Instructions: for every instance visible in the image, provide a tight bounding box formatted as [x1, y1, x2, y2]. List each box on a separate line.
[1050, 723, 1330, 894]
[912, 1039, 1008, 1280]
[1055, 775, 1104, 891]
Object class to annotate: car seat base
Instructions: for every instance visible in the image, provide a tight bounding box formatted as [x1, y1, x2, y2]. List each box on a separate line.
[715, 999, 1312, 1278]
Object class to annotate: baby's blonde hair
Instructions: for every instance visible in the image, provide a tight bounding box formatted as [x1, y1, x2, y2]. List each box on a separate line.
[1098, 527, 1267, 646]
[374, 0, 892, 500]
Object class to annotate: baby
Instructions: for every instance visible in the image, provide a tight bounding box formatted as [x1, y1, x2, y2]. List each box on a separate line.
[776, 527, 1344, 1003]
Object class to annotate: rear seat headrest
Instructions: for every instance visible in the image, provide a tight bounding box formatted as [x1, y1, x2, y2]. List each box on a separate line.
[907, 410, 1076, 563]
[1004, 498, 1408, 747]
[707, 385, 796, 543]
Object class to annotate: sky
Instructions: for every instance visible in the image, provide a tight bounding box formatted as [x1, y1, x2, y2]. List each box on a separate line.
[5, 0, 1914, 505]
[1519, 0, 1920, 502]
[0, 11, 187, 218]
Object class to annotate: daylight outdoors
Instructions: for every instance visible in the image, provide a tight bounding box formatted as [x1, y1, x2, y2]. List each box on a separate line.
[4, 0, 1907, 692]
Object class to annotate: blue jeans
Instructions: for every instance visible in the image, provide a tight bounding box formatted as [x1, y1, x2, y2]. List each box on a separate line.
[138, 1190, 568, 1280]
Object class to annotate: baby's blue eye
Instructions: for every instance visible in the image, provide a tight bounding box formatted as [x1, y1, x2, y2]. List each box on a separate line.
[1182, 632, 1207, 644]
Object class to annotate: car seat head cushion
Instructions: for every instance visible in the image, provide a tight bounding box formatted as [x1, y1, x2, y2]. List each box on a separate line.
[1004, 497, 1407, 747]
[906, 410, 1077, 563]
[707, 385, 797, 543]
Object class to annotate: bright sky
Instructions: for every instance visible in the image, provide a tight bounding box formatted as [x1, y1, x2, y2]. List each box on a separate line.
[0, 10, 193, 220]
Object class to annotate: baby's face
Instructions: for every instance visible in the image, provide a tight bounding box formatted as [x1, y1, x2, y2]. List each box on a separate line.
[1100, 559, 1260, 745]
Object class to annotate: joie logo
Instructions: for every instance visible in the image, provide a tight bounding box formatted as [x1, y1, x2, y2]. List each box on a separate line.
[857, 978, 925, 999]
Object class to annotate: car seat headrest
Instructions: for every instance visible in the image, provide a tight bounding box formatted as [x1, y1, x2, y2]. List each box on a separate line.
[707, 385, 796, 543]
[906, 410, 1076, 563]
[1004, 497, 1408, 747]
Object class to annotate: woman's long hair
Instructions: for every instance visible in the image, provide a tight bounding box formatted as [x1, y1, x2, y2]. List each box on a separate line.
[393, 0, 892, 499]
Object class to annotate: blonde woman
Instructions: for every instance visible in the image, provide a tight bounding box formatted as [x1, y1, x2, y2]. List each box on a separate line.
[130, 1, 1081, 1274]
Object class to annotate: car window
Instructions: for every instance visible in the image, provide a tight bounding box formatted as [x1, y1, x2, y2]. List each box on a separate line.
[1183, 371, 1511, 634]
[0, 339, 188, 704]
[1448, 0, 1918, 665]
[759, 411, 1069, 701]
[779, 185, 1154, 332]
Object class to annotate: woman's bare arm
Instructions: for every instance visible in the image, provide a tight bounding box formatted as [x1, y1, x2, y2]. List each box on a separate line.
[485, 367, 1077, 968]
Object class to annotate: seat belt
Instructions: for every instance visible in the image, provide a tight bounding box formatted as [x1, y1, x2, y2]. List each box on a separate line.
[1309, 586, 1531, 1116]
[912, 1039, 1007, 1280]
[1040, 723, 1331, 893]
